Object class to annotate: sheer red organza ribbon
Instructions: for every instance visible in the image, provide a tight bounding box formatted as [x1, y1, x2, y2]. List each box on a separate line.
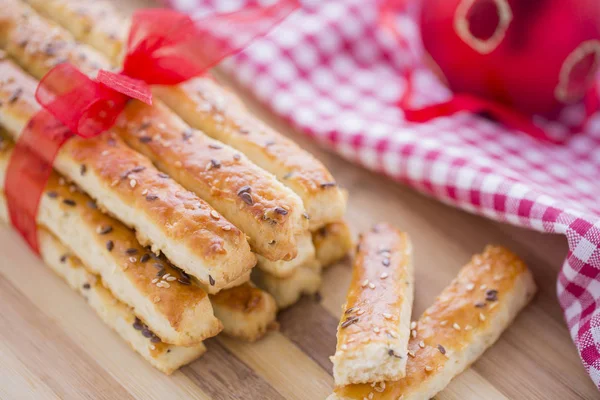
[380, 1, 597, 145]
[6, 2, 299, 253]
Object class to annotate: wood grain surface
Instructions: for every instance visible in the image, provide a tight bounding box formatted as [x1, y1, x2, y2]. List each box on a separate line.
[0, 0, 597, 399]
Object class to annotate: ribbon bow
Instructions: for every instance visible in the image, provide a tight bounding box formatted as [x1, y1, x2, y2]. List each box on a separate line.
[6, 2, 299, 252]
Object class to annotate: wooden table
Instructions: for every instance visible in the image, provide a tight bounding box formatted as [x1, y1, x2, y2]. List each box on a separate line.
[0, 1, 597, 399]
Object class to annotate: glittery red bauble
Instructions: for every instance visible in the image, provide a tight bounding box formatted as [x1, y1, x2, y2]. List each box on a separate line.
[420, 0, 600, 116]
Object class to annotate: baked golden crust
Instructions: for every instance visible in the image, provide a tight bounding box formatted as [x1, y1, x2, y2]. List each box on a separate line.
[312, 221, 353, 268]
[34, 227, 207, 374]
[0, 136, 223, 346]
[21, 0, 347, 230]
[22, 0, 127, 62]
[210, 282, 278, 342]
[0, 57, 255, 292]
[331, 246, 537, 400]
[331, 223, 414, 386]
[2, 0, 308, 261]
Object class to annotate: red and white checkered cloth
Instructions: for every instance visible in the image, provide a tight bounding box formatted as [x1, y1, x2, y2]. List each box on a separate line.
[165, 0, 600, 388]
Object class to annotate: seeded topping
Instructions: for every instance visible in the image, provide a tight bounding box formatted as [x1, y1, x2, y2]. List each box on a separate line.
[475, 301, 486, 308]
[209, 144, 222, 149]
[274, 206, 289, 216]
[485, 289, 498, 302]
[265, 140, 275, 147]
[87, 201, 98, 209]
[133, 318, 144, 330]
[125, 248, 138, 255]
[106, 240, 114, 252]
[382, 258, 391, 267]
[282, 172, 293, 179]
[341, 316, 359, 328]
[238, 190, 254, 206]
[158, 173, 169, 179]
[388, 349, 402, 358]
[140, 254, 150, 263]
[182, 129, 193, 141]
[138, 122, 151, 131]
[62, 199, 76, 206]
[8, 87, 22, 104]
[302, 212, 310, 220]
[97, 225, 113, 235]
[177, 270, 191, 285]
[139, 136, 152, 143]
[320, 182, 337, 188]
[210, 210, 220, 220]
[146, 194, 159, 201]
[437, 344, 446, 355]
[82, 283, 91, 290]
[210, 159, 221, 169]
[345, 307, 356, 314]
[209, 275, 216, 286]
[59, 254, 68, 263]
[233, 153, 241, 161]
[47, 191, 58, 198]
[80, 164, 87, 175]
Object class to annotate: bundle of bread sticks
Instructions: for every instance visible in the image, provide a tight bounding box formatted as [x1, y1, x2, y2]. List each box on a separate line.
[0, 0, 353, 374]
[329, 224, 537, 399]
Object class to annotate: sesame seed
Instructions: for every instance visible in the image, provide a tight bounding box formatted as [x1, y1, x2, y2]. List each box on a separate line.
[222, 225, 231, 231]
[80, 164, 87, 175]
[209, 275, 215, 286]
[383, 313, 393, 320]
[479, 313, 486, 321]
[274, 206, 288, 215]
[320, 182, 337, 188]
[106, 240, 114, 251]
[419, 341, 425, 348]
[129, 179, 137, 188]
[210, 210, 220, 219]
[411, 329, 417, 338]
[373, 327, 380, 333]
[453, 323, 461, 331]
[47, 191, 58, 198]
[440, 320, 448, 326]
[361, 279, 369, 288]
[388, 331, 398, 338]
[368, 282, 376, 289]
[152, 278, 159, 284]
[82, 283, 91, 290]
[341, 316, 359, 328]
[153, 296, 161, 303]
[341, 344, 348, 350]
[382, 258, 390, 267]
[480, 284, 487, 290]
[357, 309, 365, 316]
[345, 307, 356, 314]
[425, 366, 433, 372]
[62, 199, 76, 206]
[166, 276, 177, 282]
[410, 321, 417, 330]
[466, 282, 475, 291]
[437, 344, 446, 355]
[485, 289, 498, 302]
[97, 225, 113, 235]
[380, 272, 388, 279]
[408, 350, 416, 357]
[464, 324, 473, 330]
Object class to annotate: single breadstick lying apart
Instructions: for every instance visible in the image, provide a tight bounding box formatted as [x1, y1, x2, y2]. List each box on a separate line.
[330, 245, 536, 400]
[331, 223, 414, 386]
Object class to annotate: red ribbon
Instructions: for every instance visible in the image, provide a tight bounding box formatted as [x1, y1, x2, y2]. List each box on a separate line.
[6, 2, 299, 253]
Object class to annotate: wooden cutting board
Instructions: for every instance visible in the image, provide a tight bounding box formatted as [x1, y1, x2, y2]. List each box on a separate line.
[0, 0, 597, 399]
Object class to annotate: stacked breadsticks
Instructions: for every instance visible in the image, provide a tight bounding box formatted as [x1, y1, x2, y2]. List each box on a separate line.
[329, 225, 536, 399]
[0, 0, 353, 373]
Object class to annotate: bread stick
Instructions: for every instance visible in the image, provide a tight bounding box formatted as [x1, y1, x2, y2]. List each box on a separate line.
[257, 231, 316, 278]
[0, 134, 222, 346]
[22, 0, 348, 230]
[313, 221, 353, 268]
[36, 228, 207, 375]
[330, 246, 537, 400]
[252, 259, 322, 309]
[210, 282, 278, 342]
[331, 223, 414, 386]
[0, 57, 255, 292]
[1, 0, 308, 262]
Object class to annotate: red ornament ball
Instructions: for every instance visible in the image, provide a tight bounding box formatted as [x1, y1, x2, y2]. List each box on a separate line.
[419, 0, 600, 116]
